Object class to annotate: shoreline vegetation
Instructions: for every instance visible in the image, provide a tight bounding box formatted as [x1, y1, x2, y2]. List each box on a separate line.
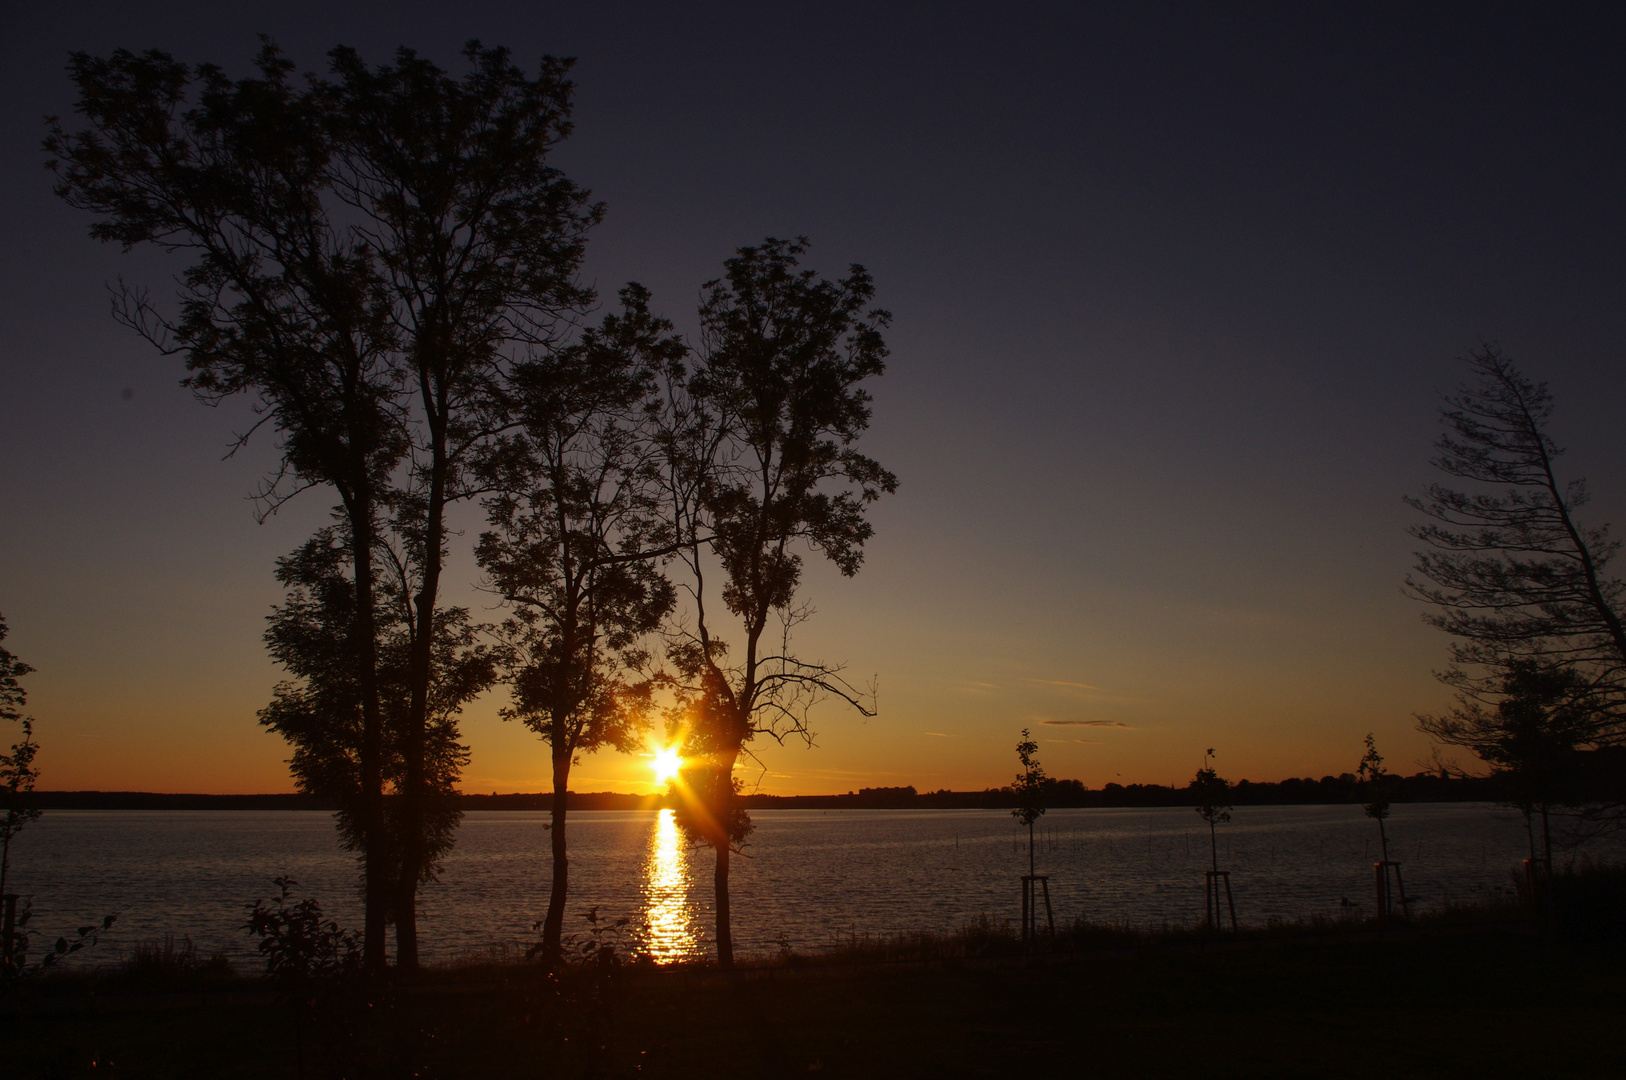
[3, 884, 1623, 1078]
[26, 771, 1519, 811]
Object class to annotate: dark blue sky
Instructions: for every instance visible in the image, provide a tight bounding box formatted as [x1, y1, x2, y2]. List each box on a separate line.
[4, 2, 1624, 792]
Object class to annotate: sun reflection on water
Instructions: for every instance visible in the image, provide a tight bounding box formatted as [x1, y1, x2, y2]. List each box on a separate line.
[641, 808, 702, 962]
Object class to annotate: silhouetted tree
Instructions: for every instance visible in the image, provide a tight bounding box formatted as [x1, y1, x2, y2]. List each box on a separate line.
[47, 44, 408, 965]
[660, 238, 896, 966]
[1407, 348, 1626, 847]
[48, 41, 600, 968]
[1407, 348, 1626, 739]
[476, 286, 680, 966]
[261, 527, 496, 911]
[326, 44, 601, 966]
[1011, 728, 1047, 877]
[1189, 749, 1231, 871]
[0, 616, 42, 907]
[1422, 660, 1592, 876]
[1356, 733, 1394, 865]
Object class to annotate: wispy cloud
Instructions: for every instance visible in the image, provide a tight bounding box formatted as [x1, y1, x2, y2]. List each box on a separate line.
[924, 731, 955, 738]
[1040, 719, 1129, 728]
[1025, 678, 1101, 691]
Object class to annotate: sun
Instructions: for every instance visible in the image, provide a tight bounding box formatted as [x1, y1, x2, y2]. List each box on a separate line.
[651, 745, 684, 785]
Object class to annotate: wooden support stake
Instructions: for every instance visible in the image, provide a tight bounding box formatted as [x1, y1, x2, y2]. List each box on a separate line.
[1021, 875, 1054, 944]
[1374, 861, 1408, 923]
[1, 894, 16, 967]
[1204, 870, 1237, 931]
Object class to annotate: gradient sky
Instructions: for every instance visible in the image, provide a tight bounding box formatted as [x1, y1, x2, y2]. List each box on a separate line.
[4, 3, 1625, 796]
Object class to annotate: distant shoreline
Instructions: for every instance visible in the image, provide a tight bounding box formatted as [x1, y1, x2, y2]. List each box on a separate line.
[30, 772, 1499, 811]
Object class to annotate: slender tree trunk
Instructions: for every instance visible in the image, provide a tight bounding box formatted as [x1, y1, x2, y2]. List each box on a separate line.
[542, 748, 571, 967]
[347, 494, 390, 971]
[704, 737, 743, 969]
[1209, 819, 1218, 872]
[1377, 816, 1390, 866]
[714, 838, 732, 968]
[1028, 822, 1035, 877]
[397, 391, 451, 972]
[1540, 802, 1553, 879]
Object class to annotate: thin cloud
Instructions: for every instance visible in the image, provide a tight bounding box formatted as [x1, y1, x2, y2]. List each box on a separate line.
[1041, 719, 1129, 728]
[924, 731, 955, 738]
[1025, 678, 1101, 691]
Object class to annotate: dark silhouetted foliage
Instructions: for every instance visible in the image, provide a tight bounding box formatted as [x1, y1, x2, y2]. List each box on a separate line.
[477, 285, 680, 966]
[49, 40, 601, 968]
[660, 237, 896, 966]
[0, 615, 41, 916]
[1408, 348, 1626, 851]
[1189, 750, 1232, 872]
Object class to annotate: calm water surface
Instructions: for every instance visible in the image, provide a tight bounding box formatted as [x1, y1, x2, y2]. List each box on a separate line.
[9, 804, 1545, 967]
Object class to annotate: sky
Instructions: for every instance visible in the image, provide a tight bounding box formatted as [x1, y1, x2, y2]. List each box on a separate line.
[3, 3, 1625, 796]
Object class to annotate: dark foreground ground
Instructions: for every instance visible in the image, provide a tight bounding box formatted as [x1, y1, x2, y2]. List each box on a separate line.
[3, 926, 1622, 1079]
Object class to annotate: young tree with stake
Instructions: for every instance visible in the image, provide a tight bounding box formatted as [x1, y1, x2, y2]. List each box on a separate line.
[1012, 729, 1047, 878]
[1356, 733, 1394, 866]
[1190, 749, 1231, 873]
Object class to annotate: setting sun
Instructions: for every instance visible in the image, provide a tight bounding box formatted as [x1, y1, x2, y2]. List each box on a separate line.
[651, 745, 684, 785]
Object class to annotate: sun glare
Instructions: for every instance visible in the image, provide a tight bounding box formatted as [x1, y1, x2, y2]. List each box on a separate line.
[651, 745, 684, 785]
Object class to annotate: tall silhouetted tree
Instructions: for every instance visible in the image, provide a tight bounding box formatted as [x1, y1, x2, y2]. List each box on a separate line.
[1190, 749, 1231, 872]
[47, 44, 407, 965]
[1011, 728, 1047, 877]
[325, 44, 600, 965]
[661, 238, 897, 966]
[476, 286, 680, 966]
[49, 41, 600, 968]
[0, 616, 42, 906]
[1407, 348, 1626, 732]
[1407, 348, 1626, 842]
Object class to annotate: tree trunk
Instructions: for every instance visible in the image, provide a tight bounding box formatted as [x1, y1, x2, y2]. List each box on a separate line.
[347, 494, 390, 971]
[396, 388, 451, 972]
[1377, 815, 1390, 866]
[542, 750, 571, 967]
[1540, 802, 1553, 879]
[1209, 819, 1218, 872]
[714, 838, 732, 968]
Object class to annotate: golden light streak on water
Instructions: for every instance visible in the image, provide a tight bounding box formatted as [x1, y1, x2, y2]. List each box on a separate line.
[641, 808, 702, 962]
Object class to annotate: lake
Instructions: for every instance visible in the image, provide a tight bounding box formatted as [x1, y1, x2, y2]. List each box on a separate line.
[6, 803, 1553, 967]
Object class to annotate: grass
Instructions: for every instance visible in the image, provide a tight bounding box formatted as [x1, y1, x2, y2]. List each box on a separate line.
[3, 906, 1622, 1078]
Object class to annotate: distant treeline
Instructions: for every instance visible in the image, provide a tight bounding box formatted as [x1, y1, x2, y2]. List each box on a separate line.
[34, 771, 1515, 811]
[807, 773, 1499, 810]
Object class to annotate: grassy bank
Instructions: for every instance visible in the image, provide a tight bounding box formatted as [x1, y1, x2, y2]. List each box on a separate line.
[3, 911, 1623, 1079]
